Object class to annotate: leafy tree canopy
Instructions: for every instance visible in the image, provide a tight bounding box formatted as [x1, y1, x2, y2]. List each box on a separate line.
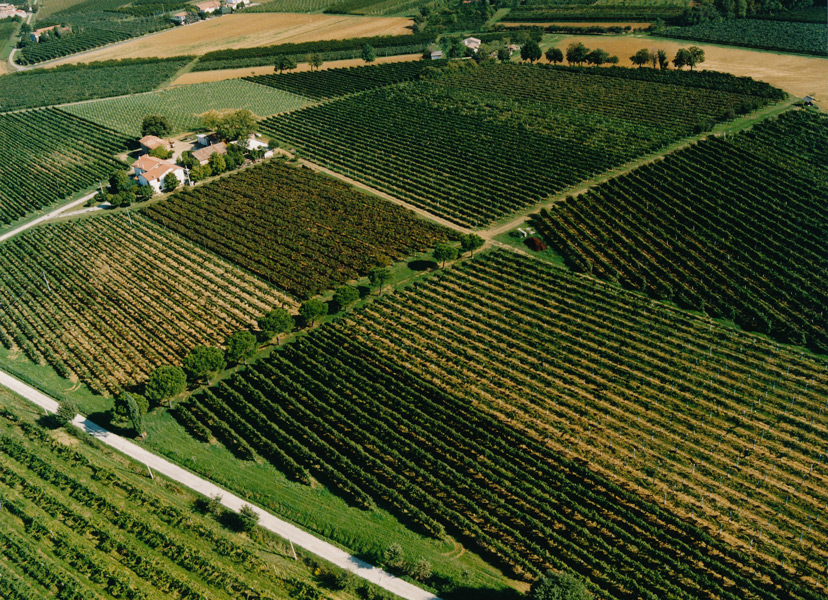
[141, 114, 171, 137]
[144, 365, 187, 404]
[183, 345, 225, 381]
[529, 571, 593, 600]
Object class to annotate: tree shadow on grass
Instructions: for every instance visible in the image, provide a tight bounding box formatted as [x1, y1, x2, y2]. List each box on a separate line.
[408, 259, 438, 272]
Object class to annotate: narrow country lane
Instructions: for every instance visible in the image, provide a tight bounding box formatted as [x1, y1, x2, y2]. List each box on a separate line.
[0, 369, 443, 600]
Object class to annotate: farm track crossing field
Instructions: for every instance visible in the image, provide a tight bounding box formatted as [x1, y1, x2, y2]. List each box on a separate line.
[0, 58, 190, 112]
[61, 79, 312, 136]
[0, 399, 364, 600]
[246, 59, 441, 99]
[0, 108, 129, 227]
[663, 20, 828, 56]
[177, 249, 828, 598]
[533, 110, 828, 353]
[144, 159, 453, 299]
[0, 214, 292, 395]
[261, 63, 784, 228]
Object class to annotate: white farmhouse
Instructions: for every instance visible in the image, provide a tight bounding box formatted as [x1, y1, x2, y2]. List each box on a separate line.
[133, 155, 187, 193]
[195, 0, 220, 13]
[462, 37, 481, 53]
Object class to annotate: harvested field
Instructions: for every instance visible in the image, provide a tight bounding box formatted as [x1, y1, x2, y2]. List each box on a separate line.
[45, 13, 413, 64]
[170, 53, 422, 85]
[547, 34, 828, 100]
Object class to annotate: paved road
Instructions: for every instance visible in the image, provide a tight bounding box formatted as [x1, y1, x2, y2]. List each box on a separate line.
[0, 192, 98, 244]
[0, 370, 441, 600]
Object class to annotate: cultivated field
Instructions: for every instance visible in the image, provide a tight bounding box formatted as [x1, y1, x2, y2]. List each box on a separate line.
[262, 62, 784, 227]
[170, 52, 422, 85]
[61, 79, 310, 136]
[177, 249, 827, 597]
[144, 159, 452, 298]
[247, 59, 438, 99]
[0, 58, 189, 111]
[533, 110, 828, 352]
[663, 19, 828, 56]
[0, 393, 368, 600]
[0, 214, 291, 394]
[0, 108, 129, 227]
[547, 34, 828, 99]
[47, 13, 413, 64]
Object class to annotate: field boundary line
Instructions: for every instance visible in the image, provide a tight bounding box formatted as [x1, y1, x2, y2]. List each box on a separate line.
[0, 368, 442, 600]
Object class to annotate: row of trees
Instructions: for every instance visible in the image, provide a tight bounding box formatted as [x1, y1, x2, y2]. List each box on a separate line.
[630, 46, 706, 70]
[519, 41, 620, 66]
[273, 44, 375, 74]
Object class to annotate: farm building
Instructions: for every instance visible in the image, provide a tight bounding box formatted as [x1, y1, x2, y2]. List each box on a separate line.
[139, 135, 169, 154]
[196, 132, 221, 147]
[803, 95, 815, 106]
[192, 142, 227, 165]
[463, 37, 481, 52]
[225, 0, 245, 8]
[506, 44, 520, 56]
[171, 11, 188, 24]
[232, 135, 273, 158]
[195, 0, 220, 13]
[0, 3, 26, 19]
[133, 155, 186, 193]
[430, 49, 443, 60]
[30, 25, 62, 42]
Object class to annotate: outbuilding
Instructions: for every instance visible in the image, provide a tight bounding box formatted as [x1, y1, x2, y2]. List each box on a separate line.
[133, 155, 187, 193]
[138, 135, 169, 155]
[192, 142, 228, 165]
[195, 0, 220, 13]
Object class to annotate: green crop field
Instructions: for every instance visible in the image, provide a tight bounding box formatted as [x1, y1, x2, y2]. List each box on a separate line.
[261, 62, 785, 228]
[247, 60, 441, 100]
[0, 214, 291, 395]
[532, 110, 828, 353]
[0, 391, 377, 600]
[61, 79, 312, 136]
[662, 19, 828, 56]
[0, 58, 190, 112]
[15, 0, 182, 65]
[246, 0, 342, 12]
[144, 159, 452, 298]
[0, 108, 129, 227]
[176, 248, 828, 597]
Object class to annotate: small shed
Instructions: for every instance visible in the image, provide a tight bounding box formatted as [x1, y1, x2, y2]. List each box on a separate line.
[462, 37, 481, 52]
[803, 95, 815, 106]
[192, 142, 228, 165]
[171, 11, 188, 24]
[430, 49, 443, 60]
[196, 0, 221, 13]
[139, 135, 168, 155]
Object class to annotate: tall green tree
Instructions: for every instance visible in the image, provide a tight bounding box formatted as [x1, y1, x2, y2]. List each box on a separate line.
[520, 40, 542, 63]
[687, 46, 705, 70]
[163, 172, 179, 191]
[361, 43, 375, 63]
[114, 391, 148, 420]
[545, 47, 563, 65]
[183, 345, 225, 382]
[55, 399, 78, 427]
[126, 392, 146, 438]
[299, 299, 328, 326]
[497, 47, 511, 62]
[109, 170, 131, 193]
[368, 267, 391, 294]
[226, 330, 257, 364]
[433, 243, 458, 268]
[630, 48, 651, 68]
[565, 42, 589, 66]
[333, 285, 360, 312]
[257, 307, 294, 343]
[307, 53, 323, 71]
[144, 365, 187, 406]
[460, 233, 484, 257]
[673, 48, 692, 70]
[585, 49, 612, 66]
[141, 114, 171, 137]
[656, 49, 669, 70]
[529, 571, 593, 600]
[274, 54, 297, 73]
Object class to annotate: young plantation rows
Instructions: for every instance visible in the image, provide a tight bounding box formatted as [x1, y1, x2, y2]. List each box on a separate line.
[145, 159, 452, 299]
[262, 63, 782, 227]
[247, 59, 442, 100]
[62, 79, 310, 136]
[502, 2, 685, 22]
[534, 110, 828, 353]
[663, 20, 828, 56]
[0, 214, 291, 394]
[0, 108, 129, 227]
[0, 58, 190, 112]
[176, 250, 827, 598]
[0, 407, 342, 600]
